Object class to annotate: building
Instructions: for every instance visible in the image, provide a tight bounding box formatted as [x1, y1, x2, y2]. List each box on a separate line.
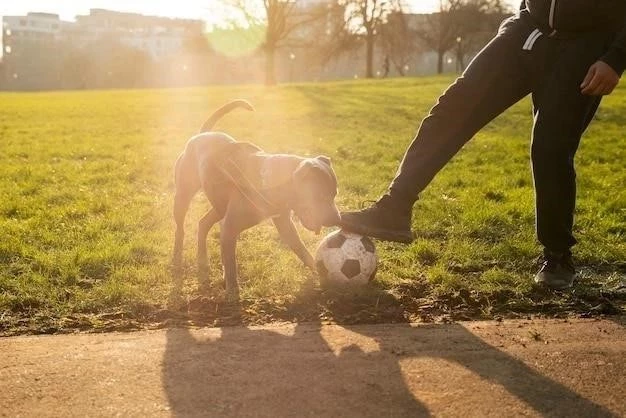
[2, 9, 203, 60]
[70, 9, 204, 60]
[1, 9, 203, 89]
[3, 12, 61, 48]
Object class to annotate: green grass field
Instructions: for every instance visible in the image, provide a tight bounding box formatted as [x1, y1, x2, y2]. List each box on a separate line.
[1, 77, 624, 334]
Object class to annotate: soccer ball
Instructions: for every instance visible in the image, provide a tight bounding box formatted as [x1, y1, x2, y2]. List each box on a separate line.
[315, 230, 378, 286]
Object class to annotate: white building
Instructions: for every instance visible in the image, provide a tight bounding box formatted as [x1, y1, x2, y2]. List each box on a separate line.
[2, 12, 61, 56]
[2, 9, 203, 61]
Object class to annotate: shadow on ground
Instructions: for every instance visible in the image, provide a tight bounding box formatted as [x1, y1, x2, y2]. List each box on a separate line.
[162, 287, 619, 417]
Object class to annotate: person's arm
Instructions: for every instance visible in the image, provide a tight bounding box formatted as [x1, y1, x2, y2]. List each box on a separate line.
[601, 19, 626, 75]
[580, 13, 626, 96]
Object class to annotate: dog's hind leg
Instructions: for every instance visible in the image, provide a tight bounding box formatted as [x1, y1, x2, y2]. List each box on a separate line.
[197, 208, 222, 284]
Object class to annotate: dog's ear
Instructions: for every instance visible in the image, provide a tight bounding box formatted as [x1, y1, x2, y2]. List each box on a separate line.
[316, 155, 332, 166]
[294, 158, 337, 193]
[293, 160, 317, 181]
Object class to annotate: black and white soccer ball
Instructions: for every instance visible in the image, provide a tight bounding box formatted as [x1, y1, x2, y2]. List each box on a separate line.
[315, 230, 378, 286]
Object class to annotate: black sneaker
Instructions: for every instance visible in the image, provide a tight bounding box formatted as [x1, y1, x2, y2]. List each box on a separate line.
[534, 250, 575, 290]
[340, 196, 414, 243]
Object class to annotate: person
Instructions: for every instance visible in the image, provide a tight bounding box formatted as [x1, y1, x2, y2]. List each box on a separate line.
[340, 0, 625, 290]
[382, 55, 391, 78]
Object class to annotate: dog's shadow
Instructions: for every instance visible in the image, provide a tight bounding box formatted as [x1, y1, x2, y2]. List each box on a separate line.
[162, 323, 430, 417]
[161, 289, 616, 417]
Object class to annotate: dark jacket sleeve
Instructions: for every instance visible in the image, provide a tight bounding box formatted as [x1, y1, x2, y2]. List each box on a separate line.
[601, 12, 626, 75]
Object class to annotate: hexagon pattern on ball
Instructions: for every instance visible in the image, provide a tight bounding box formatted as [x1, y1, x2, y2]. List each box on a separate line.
[315, 230, 378, 286]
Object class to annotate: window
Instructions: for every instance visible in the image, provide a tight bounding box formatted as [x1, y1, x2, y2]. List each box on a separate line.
[4, 46, 11, 54]
[20, 19, 26, 26]
[52, 24, 58, 29]
[5, 29, 11, 36]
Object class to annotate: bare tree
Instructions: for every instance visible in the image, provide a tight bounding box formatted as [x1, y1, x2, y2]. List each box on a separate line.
[453, 0, 509, 71]
[379, 11, 418, 76]
[310, 1, 359, 68]
[415, 0, 508, 74]
[223, 0, 327, 85]
[340, 0, 402, 78]
[414, 0, 461, 74]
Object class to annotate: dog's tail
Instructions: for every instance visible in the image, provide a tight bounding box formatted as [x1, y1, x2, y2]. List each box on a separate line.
[199, 99, 255, 133]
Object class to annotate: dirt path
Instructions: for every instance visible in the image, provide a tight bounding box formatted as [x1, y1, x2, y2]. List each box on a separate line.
[1, 318, 624, 417]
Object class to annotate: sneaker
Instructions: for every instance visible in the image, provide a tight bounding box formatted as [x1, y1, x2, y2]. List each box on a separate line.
[534, 250, 575, 290]
[340, 196, 414, 243]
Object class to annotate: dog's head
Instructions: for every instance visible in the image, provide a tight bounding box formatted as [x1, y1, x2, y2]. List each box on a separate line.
[292, 156, 340, 234]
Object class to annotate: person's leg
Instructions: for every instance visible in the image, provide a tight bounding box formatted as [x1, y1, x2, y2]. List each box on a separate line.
[531, 31, 612, 289]
[341, 14, 535, 242]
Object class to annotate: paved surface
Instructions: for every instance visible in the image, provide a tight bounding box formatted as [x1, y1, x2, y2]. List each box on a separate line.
[1, 318, 625, 417]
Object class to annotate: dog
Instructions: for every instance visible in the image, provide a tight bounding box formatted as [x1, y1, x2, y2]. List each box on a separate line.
[172, 100, 341, 301]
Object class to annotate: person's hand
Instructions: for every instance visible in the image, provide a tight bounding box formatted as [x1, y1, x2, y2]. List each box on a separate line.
[580, 61, 620, 96]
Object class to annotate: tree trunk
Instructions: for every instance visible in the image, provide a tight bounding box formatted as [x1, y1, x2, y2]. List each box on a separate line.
[437, 50, 444, 74]
[365, 34, 374, 78]
[265, 46, 276, 86]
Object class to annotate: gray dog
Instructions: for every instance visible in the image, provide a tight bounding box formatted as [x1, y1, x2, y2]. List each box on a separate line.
[173, 100, 340, 301]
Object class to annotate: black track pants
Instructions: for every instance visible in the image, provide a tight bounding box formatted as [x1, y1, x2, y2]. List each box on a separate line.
[389, 12, 615, 252]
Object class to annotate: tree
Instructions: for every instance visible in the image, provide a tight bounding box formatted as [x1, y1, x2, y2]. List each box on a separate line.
[309, 1, 359, 68]
[82, 38, 152, 88]
[340, 0, 402, 78]
[222, 0, 328, 85]
[60, 46, 92, 89]
[0, 60, 5, 90]
[414, 1, 461, 74]
[452, 0, 509, 71]
[415, 0, 508, 74]
[379, 11, 418, 76]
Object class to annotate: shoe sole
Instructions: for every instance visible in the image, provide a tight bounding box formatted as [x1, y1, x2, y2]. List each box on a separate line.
[533, 275, 574, 291]
[339, 219, 414, 244]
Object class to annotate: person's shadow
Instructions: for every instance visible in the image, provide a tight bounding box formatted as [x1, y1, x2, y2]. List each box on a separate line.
[162, 287, 618, 417]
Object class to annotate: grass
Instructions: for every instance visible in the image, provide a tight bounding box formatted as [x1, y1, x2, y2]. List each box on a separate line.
[0, 77, 624, 334]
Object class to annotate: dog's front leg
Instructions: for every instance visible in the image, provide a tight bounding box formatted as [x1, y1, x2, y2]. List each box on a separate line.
[273, 215, 316, 270]
[219, 217, 239, 302]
